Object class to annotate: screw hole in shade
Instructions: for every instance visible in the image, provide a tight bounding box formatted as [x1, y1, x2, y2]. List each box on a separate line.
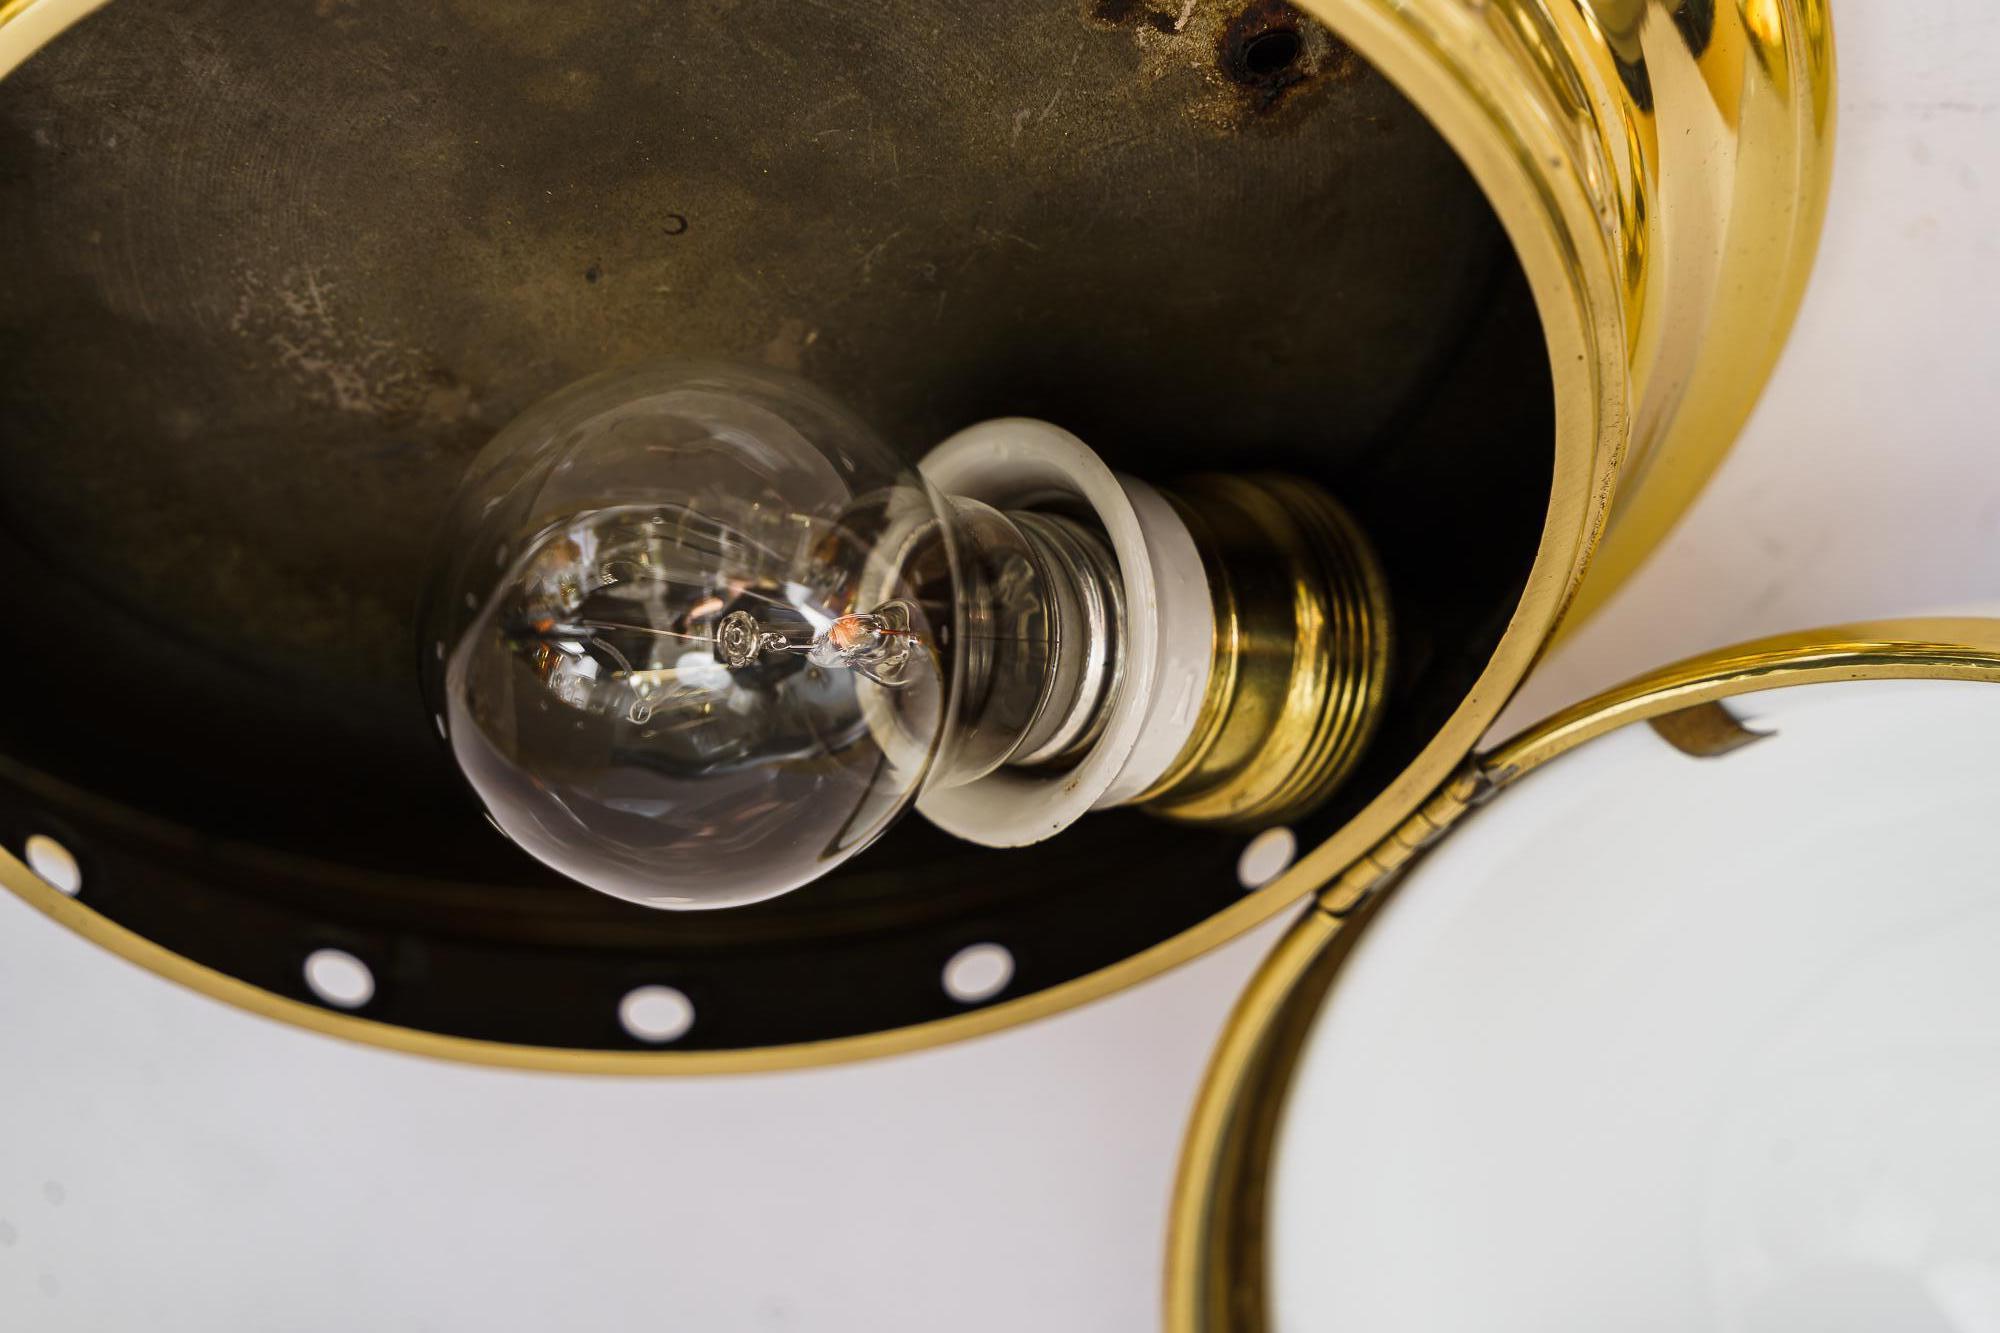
[1242, 26, 1302, 78]
[942, 943, 1014, 1004]
[303, 948, 375, 1009]
[1237, 826, 1298, 890]
[619, 985, 694, 1043]
[22, 835, 81, 896]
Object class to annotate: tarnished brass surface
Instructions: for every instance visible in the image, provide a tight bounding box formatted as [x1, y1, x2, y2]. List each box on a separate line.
[1142, 476, 1391, 826]
[0, 0, 1553, 1066]
[1167, 618, 2000, 1332]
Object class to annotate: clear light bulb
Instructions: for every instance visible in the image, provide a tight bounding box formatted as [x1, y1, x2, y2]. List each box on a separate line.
[424, 363, 958, 910]
[426, 361, 1393, 912]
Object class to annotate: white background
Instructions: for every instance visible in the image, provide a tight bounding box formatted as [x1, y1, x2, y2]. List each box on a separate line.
[2, 3, 1997, 1329]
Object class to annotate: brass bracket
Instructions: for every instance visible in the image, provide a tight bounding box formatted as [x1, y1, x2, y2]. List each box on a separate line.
[1648, 699, 1773, 757]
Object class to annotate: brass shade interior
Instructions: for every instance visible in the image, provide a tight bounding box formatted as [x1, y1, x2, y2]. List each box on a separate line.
[0, 0, 1551, 1054]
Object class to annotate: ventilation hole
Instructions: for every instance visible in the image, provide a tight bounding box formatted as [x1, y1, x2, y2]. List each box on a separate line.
[1242, 26, 1302, 77]
[435, 713, 448, 738]
[943, 943, 1014, 1005]
[303, 949, 375, 1009]
[619, 985, 694, 1043]
[1237, 826, 1298, 890]
[22, 835, 81, 896]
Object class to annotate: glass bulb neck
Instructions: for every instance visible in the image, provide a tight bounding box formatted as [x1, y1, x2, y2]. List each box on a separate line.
[934, 498, 1124, 788]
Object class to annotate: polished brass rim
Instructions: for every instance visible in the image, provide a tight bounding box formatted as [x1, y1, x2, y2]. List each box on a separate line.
[0, 0, 98, 70]
[1142, 476, 1392, 826]
[0, 0, 1833, 1073]
[1166, 617, 2000, 1332]
[1556, 0, 1838, 626]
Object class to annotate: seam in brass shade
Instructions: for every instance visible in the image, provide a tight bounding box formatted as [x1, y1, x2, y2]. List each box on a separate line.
[1140, 476, 1392, 827]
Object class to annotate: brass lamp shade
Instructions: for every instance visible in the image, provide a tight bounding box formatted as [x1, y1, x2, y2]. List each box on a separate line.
[0, 0, 1829, 1068]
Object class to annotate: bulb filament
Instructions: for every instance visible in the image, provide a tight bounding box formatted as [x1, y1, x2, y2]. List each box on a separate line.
[716, 602, 920, 687]
[505, 595, 923, 730]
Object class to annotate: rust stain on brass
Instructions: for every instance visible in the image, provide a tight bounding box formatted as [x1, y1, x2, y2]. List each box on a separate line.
[1087, 0, 1358, 130]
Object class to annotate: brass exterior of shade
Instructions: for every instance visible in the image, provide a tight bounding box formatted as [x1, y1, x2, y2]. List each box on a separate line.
[0, 0, 1835, 1074]
[1166, 618, 2000, 1333]
[1141, 476, 1391, 827]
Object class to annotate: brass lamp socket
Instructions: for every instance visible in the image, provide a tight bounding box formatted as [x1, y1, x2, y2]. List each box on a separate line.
[1139, 475, 1393, 828]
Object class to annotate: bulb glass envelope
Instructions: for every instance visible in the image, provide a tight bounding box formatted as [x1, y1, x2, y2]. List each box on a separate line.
[424, 362, 959, 911]
[0, 0, 1830, 1066]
